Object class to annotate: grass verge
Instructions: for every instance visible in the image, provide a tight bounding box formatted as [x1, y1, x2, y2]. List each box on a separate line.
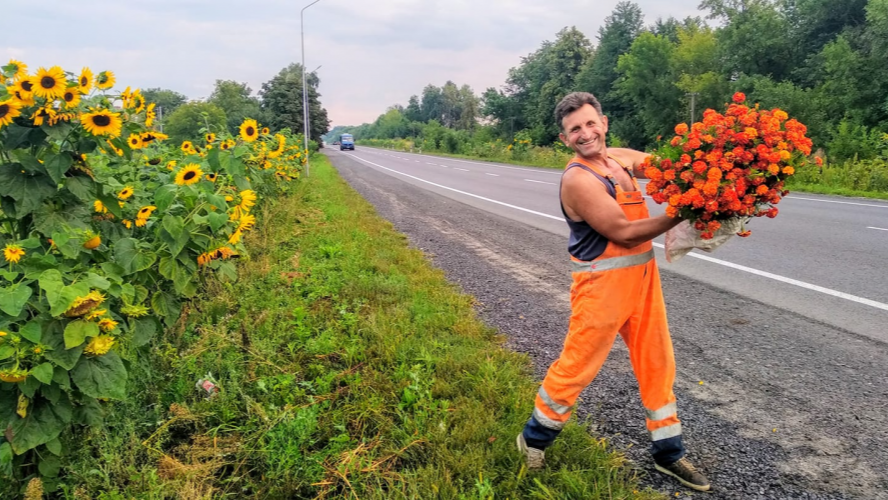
[38, 155, 660, 499]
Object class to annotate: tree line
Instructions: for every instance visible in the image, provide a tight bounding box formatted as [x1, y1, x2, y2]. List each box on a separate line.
[332, 0, 888, 162]
[145, 63, 331, 145]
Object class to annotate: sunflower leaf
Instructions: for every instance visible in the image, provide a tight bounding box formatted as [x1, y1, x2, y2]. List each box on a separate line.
[71, 351, 127, 400]
[64, 320, 98, 349]
[10, 395, 72, 455]
[43, 153, 73, 185]
[0, 283, 32, 317]
[19, 321, 43, 344]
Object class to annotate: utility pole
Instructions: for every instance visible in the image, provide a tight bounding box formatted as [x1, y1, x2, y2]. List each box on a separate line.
[686, 92, 699, 125]
[158, 106, 163, 133]
[509, 116, 515, 142]
[301, 0, 322, 177]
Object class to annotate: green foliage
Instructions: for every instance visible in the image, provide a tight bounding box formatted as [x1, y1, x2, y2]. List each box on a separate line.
[259, 63, 330, 144]
[141, 88, 187, 116]
[164, 102, 228, 144]
[208, 80, 264, 137]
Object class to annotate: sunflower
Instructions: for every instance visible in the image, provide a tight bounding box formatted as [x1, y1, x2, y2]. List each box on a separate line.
[135, 218, 148, 228]
[175, 164, 203, 186]
[58, 89, 80, 110]
[31, 105, 56, 126]
[220, 141, 230, 151]
[127, 133, 144, 149]
[81, 109, 122, 137]
[181, 140, 194, 153]
[118, 186, 134, 200]
[145, 102, 156, 127]
[205, 172, 218, 182]
[3, 244, 25, 264]
[261, 127, 270, 135]
[94, 200, 108, 213]
[166, 160, 177, 170]
[120, 304, 150, 318]
[6, 59, 28, 81]
[238, 189, 257, 212]
[137, 205, 157, 220]
[9, 88, 35, 107]
[95, 71, 115, 90]
[228, 230, 243, 245]
[83, 235, 102, 250]
[78, 67, 93, 94]
[32, 66, 67, 100]
[13, 77, 34, 97]
[122, 219, 133, 229]
[84, 335, 115, 356]
[205, 133, 216, 143]
[0, 99, 22, 129]
[239, 119, 259, 142]
[64, 291, 105, 318]
[131, 90, 145, 114]
[238, 214, 256, 232]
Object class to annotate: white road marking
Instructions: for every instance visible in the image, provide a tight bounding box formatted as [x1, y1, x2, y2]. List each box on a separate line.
[346, 152, 888, 313]
[486, 173, 500, 177]
[365, 147, 562, 176]
[525, 179, 556, 185]
[426, 162, 437, 166]
[787, 196, 888, 209]
[868, 227, 888, 231]
[454, 168, 470, 172]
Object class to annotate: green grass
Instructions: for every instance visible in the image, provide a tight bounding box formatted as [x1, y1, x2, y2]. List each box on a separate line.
[785, 182, 888, 200]
[28, 155, 661, 499]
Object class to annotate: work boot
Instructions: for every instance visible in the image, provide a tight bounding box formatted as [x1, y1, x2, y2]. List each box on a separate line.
[516, 433, 545, 470]
[655, 456, 711, 492]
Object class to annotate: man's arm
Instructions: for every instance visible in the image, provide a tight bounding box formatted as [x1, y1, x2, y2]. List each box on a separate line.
[608, 147, 652, 179]
[563, 168, 681, 249]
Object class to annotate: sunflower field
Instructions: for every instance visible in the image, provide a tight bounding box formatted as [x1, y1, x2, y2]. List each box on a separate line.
[0, 60, 308, 484]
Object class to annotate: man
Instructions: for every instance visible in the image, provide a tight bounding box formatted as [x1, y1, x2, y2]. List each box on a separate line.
[516, 92, 711, 492]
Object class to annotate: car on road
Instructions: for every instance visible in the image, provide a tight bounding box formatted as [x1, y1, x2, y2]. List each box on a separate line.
[340, 134, 355, 151]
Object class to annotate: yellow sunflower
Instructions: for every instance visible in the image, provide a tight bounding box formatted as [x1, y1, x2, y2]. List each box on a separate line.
[3, 244, 25, 264]
[137, 205, 157, 220]
[239, 119, 259, 142]
[6, 59, 28, 81]
[95, 71, 115, 90]
[32, 66, 67, 100]
[145, 102, 156, 127]
[131, 90, 145, 114]
[118, 186, 134, 200]
[261, 127, 270, 135]
[81, 109, 122, 137]
[205, 172, 218, 182]
[126, 133, 144, 149]
[84, 335, 115, 356]
[13, 78, 34, 97]
[78, 67, 93, 94]
[0, 99, 22, 129]
[9, 88, 35, 107]
[175, 164, 203, 186]
[220, 141, 230, 150]
[205, 133, 216, 143]
[166, 160, 177, 170]
[238, 189, 257, 212]
[62, 89, 81, 109]
[181, 140, 194, 153]
[228, 230, 243, 245]
[31, 105, 56, 126]
[238, 214, 256, 232]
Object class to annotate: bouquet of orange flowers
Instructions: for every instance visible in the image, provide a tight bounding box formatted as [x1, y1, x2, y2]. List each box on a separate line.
[642, 92, 816, 262]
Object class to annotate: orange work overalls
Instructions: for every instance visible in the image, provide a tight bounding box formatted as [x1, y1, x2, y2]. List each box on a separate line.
[522, 155, 684, 465]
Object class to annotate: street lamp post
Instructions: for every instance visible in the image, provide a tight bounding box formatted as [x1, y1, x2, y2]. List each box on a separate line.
[301, 0, 322, 177]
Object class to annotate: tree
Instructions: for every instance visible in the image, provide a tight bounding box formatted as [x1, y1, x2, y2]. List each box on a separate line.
[405, 95, 423, 122]
[141, 88, 187, 119]
[615, 33, 683, 145]
[457, 84, 479, 131]
[420, 85, 444, 123]
[208, 80, 263, 136]
[575, 2, 644, 100]
[164, 102, 227, 144]
[259, 63, 330, 143]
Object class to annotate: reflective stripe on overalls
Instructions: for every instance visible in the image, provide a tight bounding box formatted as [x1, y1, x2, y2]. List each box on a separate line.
[524, 155, 684, 465]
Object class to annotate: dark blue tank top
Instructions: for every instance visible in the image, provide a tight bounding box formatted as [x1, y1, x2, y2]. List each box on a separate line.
[561, 163, 617, 261]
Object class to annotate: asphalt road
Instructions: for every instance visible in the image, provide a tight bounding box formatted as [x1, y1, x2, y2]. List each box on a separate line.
[325, 147, 888, 499]
[332, 146, 888, 343]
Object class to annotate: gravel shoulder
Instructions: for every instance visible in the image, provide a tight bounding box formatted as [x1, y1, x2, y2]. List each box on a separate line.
[327, 151, 888, 500]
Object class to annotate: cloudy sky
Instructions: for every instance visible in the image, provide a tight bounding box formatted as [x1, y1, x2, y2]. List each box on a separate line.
[5, 0, 703, 128]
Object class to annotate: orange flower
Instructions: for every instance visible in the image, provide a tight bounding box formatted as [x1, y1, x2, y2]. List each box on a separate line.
[732, 92, 746, 104]
[674, 123, 689, 135]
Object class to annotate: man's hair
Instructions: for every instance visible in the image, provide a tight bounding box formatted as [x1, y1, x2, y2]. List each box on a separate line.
[554, 92, 604, 131]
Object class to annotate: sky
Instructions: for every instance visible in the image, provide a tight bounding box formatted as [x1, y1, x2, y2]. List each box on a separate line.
[5, 0, 703, 129]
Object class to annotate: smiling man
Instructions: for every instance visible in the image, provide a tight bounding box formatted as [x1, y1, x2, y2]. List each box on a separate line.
[516, 92, 711, 492]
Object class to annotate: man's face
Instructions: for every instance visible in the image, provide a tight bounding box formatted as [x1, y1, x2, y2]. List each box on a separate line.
[559, 103, 609, 159]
